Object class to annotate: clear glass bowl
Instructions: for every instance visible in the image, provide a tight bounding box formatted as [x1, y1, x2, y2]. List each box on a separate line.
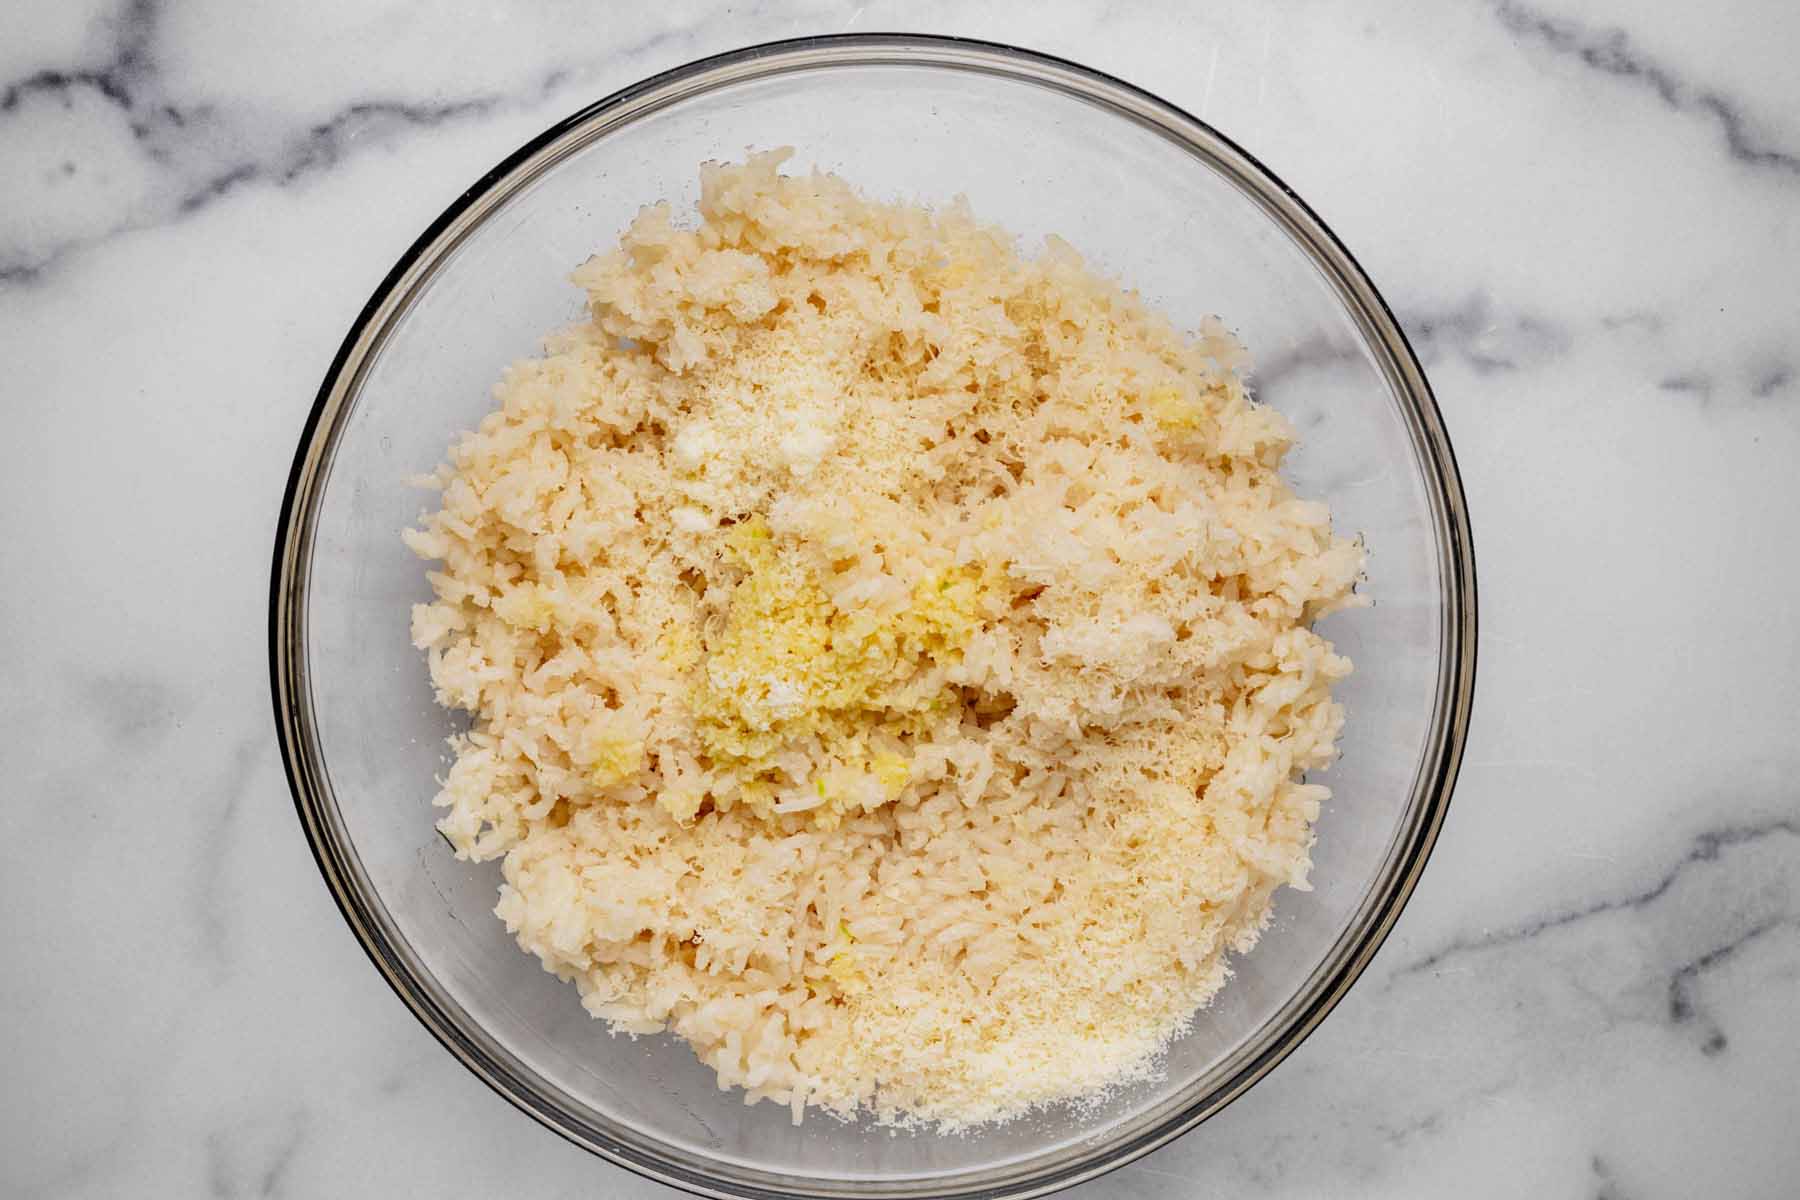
[271, 35, 1475, 1200]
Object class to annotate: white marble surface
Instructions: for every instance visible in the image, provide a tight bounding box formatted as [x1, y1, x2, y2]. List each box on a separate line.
[4, 0, 1798, 1196]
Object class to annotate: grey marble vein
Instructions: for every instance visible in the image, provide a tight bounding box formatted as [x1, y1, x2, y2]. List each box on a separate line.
[0, 90, 514, 281]
[1656, 364, 1800, 405]
[1598, 309, 1665, 334]
[0, 7, 695, 283]
[0, 0, 156, 117]
[1665, 914, 1798, 1046]
[174, 96, 505, 217]
[1657, 370, 1713, 398]
[1751, 364, 1793, 399]
[1247, 333, 1367, 397]
[1401, 291, 1572, 374]
[1389, 816, 1799, 982]
[1492, 0, 1800, 178]
[1591, 1156, 1634, 1200]
[1398, 294, 1796, 405]
[205, 1112, 309, 1200]
[191, 737, 269, 978]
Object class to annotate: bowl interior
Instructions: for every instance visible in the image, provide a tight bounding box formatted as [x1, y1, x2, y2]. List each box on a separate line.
[291, 43, 1458, 1197]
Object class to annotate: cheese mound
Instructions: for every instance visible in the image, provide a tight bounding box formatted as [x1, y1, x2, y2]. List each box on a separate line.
[405, 150, 1364, 1126]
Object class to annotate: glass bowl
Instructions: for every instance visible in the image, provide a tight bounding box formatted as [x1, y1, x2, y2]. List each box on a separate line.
[270, 34, 1475, 1200]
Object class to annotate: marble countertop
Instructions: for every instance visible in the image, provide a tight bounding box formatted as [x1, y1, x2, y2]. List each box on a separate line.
[5, 1, 1797, 1196]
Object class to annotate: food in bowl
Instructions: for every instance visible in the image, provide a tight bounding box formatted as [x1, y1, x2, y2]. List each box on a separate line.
[404, 150, 1364, 1126]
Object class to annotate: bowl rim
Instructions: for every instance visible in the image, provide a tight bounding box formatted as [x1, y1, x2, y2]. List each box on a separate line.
[269, 31, 1476, 1200]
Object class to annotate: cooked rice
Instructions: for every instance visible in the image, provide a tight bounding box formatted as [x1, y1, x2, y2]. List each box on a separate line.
[405, 150, 1363, 1126]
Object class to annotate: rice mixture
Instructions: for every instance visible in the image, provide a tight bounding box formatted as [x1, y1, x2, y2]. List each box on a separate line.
[405, 151, 1364, 1126]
